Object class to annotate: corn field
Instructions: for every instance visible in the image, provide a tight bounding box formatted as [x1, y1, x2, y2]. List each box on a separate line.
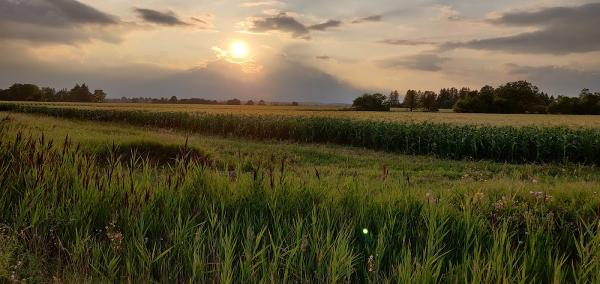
[2, 103, 600, 165]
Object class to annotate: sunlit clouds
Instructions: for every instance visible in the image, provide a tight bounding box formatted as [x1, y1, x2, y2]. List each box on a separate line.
[0, 0, 599, 102]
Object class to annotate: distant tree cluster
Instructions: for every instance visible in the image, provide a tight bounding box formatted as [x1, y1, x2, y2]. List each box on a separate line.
[354, 81, 600, 114]
[453, 82, 600, 114]
[352, 93, 390, 111]
[0, 83, 106, 102]
[392, 81, 600, 115]
[111, 96, 276, 106]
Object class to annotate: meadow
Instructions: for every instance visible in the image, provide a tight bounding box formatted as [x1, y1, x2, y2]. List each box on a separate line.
[2, 103, 600, 282]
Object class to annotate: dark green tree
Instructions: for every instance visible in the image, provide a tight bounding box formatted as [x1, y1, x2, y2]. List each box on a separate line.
[352, 93, 390, 111]
[403, 90, 418, 112]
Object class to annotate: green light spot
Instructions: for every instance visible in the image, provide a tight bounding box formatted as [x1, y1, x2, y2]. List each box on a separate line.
[362, 228, 369, 235]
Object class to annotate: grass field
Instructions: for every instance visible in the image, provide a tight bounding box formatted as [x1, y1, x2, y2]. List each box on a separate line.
[2, 103, 600, 282]
[14, 101, 600, 128]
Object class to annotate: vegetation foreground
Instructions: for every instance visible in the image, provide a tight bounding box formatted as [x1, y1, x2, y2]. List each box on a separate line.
[1, 110, 600, 282]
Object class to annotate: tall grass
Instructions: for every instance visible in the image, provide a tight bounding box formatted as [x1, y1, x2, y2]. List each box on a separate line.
[2, 103, 600, 165]
[1, 117, 600, 282]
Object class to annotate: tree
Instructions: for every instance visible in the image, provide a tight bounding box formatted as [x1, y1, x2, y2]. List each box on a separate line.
[40, 87, 56, 102]
[258, 100, 266, 105]
[388, 90, 401, 107]
[226, 99, 241, 105]
[419, 91, 438, 112]
[1, 83, 42, 101]
[65, 83, 93, 102]
[169, 96, 178, 103]
[454, 87, 490, 113]
[246, 100, 255, 105]
[352, 93, 390, 111]
[92, 90, 106, 102]
[494, 81, 545, 113]
[436, 88, 459, 109]
[291, 101, 299, 106]
[403, 90, 418, 111]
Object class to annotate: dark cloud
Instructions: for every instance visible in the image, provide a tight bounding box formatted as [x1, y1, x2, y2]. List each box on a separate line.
[377, 39, 435, 46]
[351, 15, 382, 24]
[246, 12, 344, 38]
[378, 54, 448, 71]
[308, 20, 342, 31]
[506, 64, 600, 96]
[315, 56, 331, 60]
[441, 3, 600, 54]
[0, 0, 119, 44]
[0, 0, 117, 27]
[247, 12, 310, 38]
[134, 8, 189, 26]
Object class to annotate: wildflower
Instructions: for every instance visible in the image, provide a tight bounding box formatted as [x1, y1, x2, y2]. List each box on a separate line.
[106, 215, 124, 252]
[367, 255, 375, 273]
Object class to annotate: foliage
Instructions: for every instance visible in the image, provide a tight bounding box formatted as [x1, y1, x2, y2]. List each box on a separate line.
[3, 103, 600, 165]
[548, 89, 600, 115]
[402, 90, 418, 111]
[226, 99, 242, 105]
[454, 82, 600, 114]
[1, 117, 600, 282]
[388, 90, 401, 107]
[352, 93, 390, 111]
[0, 83, 106, 103]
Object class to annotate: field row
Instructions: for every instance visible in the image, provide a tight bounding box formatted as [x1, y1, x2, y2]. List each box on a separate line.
[2, 103, 600, 165]
[12, 101, 600, 128]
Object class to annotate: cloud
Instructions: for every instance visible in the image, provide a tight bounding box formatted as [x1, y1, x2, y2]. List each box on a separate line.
[134, 8, 189, 26]
[308, 20, 342, 31]
[240, 1, 283, 8]
[246, 12, 310, 38]
[378, 54, 449, 72]
[441, 3, 600, 54]
[0, 0, 117, 27]
[0, 0, 121, 44]
[377, 39, 435, 46]
[351, 15, 382, 24]
[316, 56, 331, 60]
[506, 64, 600, 96]
[245, 11, 345, 38]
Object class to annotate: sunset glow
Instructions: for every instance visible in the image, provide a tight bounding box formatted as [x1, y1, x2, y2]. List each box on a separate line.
[229, 41, 249, 60]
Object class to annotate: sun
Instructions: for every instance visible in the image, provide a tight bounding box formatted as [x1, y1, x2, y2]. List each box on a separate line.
[229, 40, 249, 60]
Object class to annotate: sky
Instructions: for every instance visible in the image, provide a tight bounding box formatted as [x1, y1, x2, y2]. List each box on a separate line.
[0, 0, 599, 103]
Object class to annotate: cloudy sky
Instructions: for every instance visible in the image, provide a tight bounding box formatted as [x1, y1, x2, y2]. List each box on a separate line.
[1, 0, 599, 103]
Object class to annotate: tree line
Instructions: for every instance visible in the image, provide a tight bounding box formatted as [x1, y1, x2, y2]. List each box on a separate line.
[112, 96, 299, 106]
[0, 83, 106, 102]
[354, 81, 600, 114]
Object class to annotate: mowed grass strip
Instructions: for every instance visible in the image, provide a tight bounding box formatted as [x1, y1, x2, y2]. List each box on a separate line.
[3, 103, 600, 164]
